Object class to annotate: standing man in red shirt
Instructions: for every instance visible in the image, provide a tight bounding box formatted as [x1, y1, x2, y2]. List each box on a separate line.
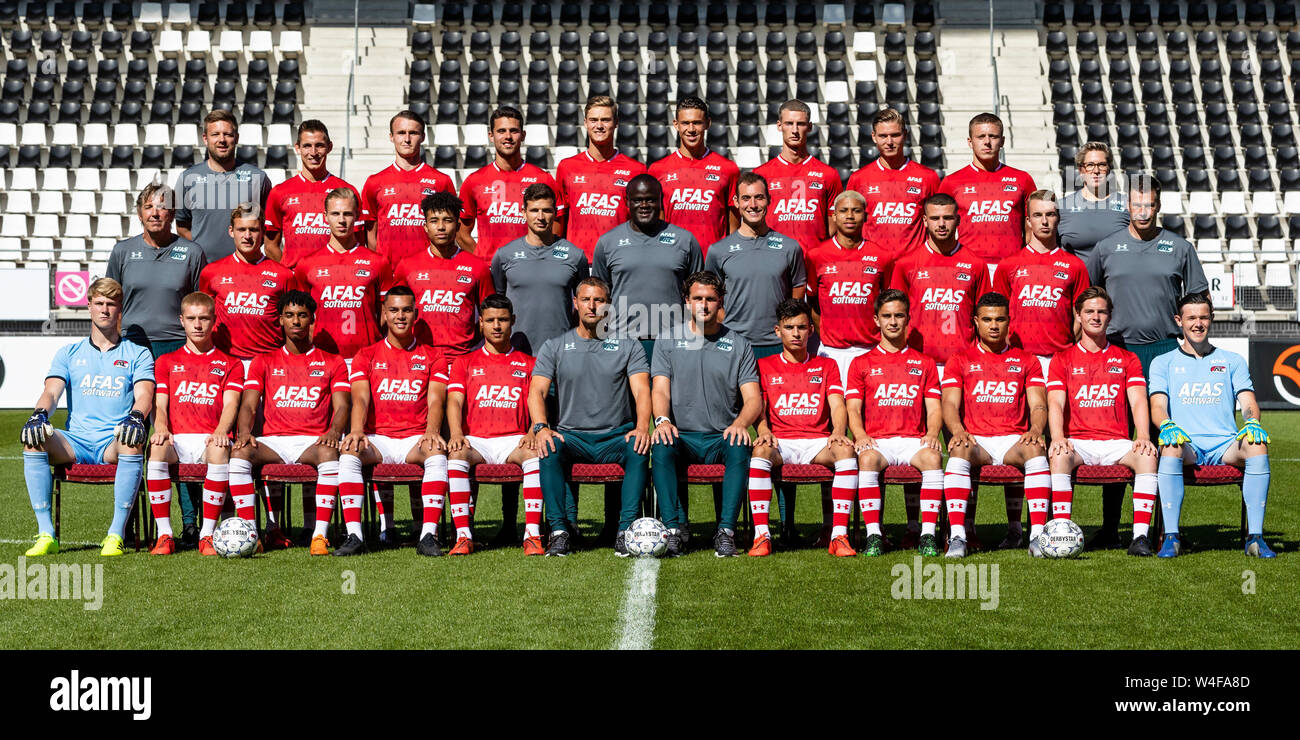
[458, 106, 563, 261]
[361, 109, 456, 266]
[845, 108, 940, 258]
[938, 112, 1036, 279]
[230, 290, 352, 554]
[336, 285, 450, 557]
[200, 203, 295, 362]
[263, 120, 364, 270]
[753, 99, 843, 253]
[292, 188, 393, 361]
[845, 289, 945, 557]
[1046, 286, 1158, 557]
[891, 194, 991, 375]
[940, 292, 1051, 558]
[646, 96, 740, 256]
[445, 295, 543, 556]
[554, 95, 646, 259]
[392, 192, 495, 358]
[993, 190, 1091, 379]
[146, 292, 246, 555]
[805, 190, 896, 384]
[746, 300, 857, 558]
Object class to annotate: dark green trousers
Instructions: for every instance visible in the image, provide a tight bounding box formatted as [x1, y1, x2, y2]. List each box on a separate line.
[539, 425, 649, 532]
[650, 431, 751, 531]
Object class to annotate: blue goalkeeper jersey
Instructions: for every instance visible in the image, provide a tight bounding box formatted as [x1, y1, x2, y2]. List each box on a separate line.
[46, 337, 155, 439]
[1148, 345, 1251, 446]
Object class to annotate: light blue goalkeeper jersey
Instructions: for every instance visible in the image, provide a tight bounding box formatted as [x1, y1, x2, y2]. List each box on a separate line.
[1148, 345, 1252, 447]
[46, 337, 155, 440]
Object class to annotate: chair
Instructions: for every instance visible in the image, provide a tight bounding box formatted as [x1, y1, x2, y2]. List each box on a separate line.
[52, 464, 152, 550]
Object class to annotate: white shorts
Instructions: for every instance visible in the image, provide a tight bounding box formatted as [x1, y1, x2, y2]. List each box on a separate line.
[367, 434, 423, 464]
[870, 436, 927, 466]
[1036, 354, 1052, 379]
[1069, 438, 1134, 466]
[776, 436, 829, 465]
[256, 435, 318, 464]
[466, 434, 525, 465]
[935, 363, 945, 381]
[974, 434, 1022, 465]
[987, 263, 999, 283]
[816, 344, 871, 386]
[240, 358, 252, 374]
[171, 433, 210, 464]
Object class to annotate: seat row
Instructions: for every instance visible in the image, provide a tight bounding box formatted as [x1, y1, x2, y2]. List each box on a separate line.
[0, 1, 306, 31]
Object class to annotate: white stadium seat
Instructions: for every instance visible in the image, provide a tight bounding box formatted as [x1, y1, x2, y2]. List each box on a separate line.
[735, 147, 764, 169]
[267, 124, 293, 147]
[1226, 239, 1255, 263]
[135, 169, 163, 190]
[265, 169, 288, 187]
[32, 216, 61, 238]
[1285, 192, 1300, 214]
[51, 123, 79, 147]
[413, 4, 438, 26]
[20, 122, 47, 147]
[1264, 263, 1293, 287]
[82, 124, 109, 148]
[0, 238, 22, 260]
[113, 126, 140, 148]
[102, 169, 133, 192]
[1252, 192, 1279, 215]
[6, 190, 33, 213]
[139, 2, 164, 29]
[91, 240, 116, 261]
[1196, 239, 1223, 263]
[59, 239, 90, 261]
[248, 30, 273, 57]
[762, 125, 782, 147]
[219, 30, 244, 57]
[1187, 191, 1215, 215]
[100, 191, 130, 215]
[1159, 191, 1184, 215]
[824, 4, 847, 27]
[172, 125, 199, 148]
[69, 192, 97, 214]
[167, 2, 192, 27]
[524, 124, 552, 145]
[95, 216, 124, 240]
[187, 30, 211, 57]
[1233, 263, 1261, 288]
[551, 146, 579, 162]
[464, 125, 490, 147]
[238, 124, 264, 147]
[852, 32, 877, 58]
[73, 169, 101, 191]
[27, 238, 56, 261]
[433, 124, 460, 147]
[280, 31, 303, 58]
[36, 192, 65, 214]
[0, 122, 16, 147]
[42, 168, 69, 192]
[144, 124, 172, 147]
[64, 216, 93, 240]
[1260, 239, 1288, 263]
[825, 81, 850, 103]
[853, 60, 877, 82]
[160, 30, 185, 57]
[9, 169, 37, 191]
[1220, 191, 1247, 215]
[883, 3, 906, 26]
[1, 214, 28, 238]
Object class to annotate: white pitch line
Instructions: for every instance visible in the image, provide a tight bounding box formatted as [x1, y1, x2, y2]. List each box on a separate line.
[615, 557, 661, 650]
[0, 538, 101, 547]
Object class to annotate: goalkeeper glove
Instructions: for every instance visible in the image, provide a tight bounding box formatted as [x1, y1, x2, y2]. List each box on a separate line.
[1236, 418, 1270, 444]
[20, 408, 53, 447]
[114, 410, 149, 448]
[1157, 419, 1192, 446]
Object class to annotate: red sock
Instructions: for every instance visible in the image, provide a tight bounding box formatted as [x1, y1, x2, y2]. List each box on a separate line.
[146, 462, 172, 534]
[422, 455, 448, 535]
[748, 458, 772, 534]
[313, 461, 340, 535]
[448, 460, 472, 538]
[1024, 457, 1051, 528]
[944, 458, 971, 530]
[1132, 473, 1158, 532]
[522, 457, 542, 536]
[857, 470, 882, 530]
[919, 470, 943, 531]
[831, 459, 855, 535]
[1051, 473, 1073, 520]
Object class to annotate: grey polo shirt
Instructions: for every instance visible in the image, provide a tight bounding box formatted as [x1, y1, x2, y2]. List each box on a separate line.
[651, 323, 759, 433]
[106, 234, 207, 345]
[704, 229, 806, 345]
[175, 160, 273, 262]
[1087, 227, 1209, 345]
[1058, 190, 1129, 264]
[533, 328, 650, 432]
[592, 221, 704, 339]
[491, 236, 590, 354]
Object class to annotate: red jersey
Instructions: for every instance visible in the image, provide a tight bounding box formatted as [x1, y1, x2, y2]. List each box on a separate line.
[391, 247, 493, 357]
[244, 346, 350, 437]
[349, 337, 448, 437]
[803, 237, 895, 348]
[360, 161, 455, 266]
[155, 345, 245, 435]
[446, 346, 535, 437]
[937, 163, 1036, 266]
[940, 343, 1045, 436]
[199, 253, 294, 359]
[752, 154, 843, 251]
[292, 244, 393, 359]
[264, 173, 365, 270]
[991, 246, 1091, 357]
[458, 160, 563, 261]
[890, 243, 992, 365]
[845, 158, 940, 257]
[757, 353, 844, 440]
[555, 151, 646, 259]
[1047, 342, 1145, 440]
[844, 346, 942, 438]
[647, 149, 740, 255]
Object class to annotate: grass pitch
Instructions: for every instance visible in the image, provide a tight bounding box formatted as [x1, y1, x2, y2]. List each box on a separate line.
[0, 409, 1295, 650]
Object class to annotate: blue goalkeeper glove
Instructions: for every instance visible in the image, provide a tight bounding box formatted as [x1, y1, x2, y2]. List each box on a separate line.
[1236, 418, 1270, 444]
[114, 410, 149, 448]
[1157, 419, 1192, 446]
[20, 408, 53, 447]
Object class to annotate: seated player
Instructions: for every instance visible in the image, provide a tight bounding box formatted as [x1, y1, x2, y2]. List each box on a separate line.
[940, 292, 1051, 558]
[845, 289, 945, 557]
[21, 278, 154, 557]
[1046, 286, 1158, 556]
[528, 277, 652, 557]
[335, 285, 450, 557]
[445, 294, 543, 555]
[147, 292, 246, 555]
[650, 272, 763, 557]
[746, 300, 856, 557]
[231, 290, 351, 555]
[1149, 293, 1275, 558]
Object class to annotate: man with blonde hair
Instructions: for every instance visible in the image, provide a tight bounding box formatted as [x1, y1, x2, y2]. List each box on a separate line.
[845, 107, 940, 257]
[21, 278, 155, 557]
[554, 95, 647, 258]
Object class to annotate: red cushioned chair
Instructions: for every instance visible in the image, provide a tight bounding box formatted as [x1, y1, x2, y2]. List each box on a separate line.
[257, 463, 318, 541]
[52, 464, 152, 551]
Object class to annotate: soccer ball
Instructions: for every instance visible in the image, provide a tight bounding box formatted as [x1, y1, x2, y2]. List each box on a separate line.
[212, 517, 259, 558]
[1036, 518, 1085, 559]
[625, 517, 669, 558]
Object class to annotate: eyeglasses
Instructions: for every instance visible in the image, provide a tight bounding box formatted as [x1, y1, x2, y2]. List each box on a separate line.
[1079, 162, 1111, 173]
